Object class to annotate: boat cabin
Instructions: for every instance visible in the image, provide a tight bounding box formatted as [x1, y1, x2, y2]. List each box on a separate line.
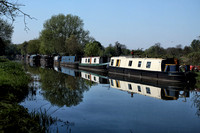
[109, 57, 180, 72]
[81, 57, 108, 64]
[61, 56, 78, 63]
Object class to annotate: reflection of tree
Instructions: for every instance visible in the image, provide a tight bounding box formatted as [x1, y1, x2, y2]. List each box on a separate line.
[40, 69, 89, 107]
[192, 92, 200, 117]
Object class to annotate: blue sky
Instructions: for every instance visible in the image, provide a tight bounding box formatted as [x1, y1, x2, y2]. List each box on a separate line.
[12, 0, 200, 50]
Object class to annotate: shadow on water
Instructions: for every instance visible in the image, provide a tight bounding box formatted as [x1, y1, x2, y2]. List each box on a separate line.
[21, 62, 200, 132]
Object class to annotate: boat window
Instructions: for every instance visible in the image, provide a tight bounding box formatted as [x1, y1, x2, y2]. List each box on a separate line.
[116, 59, 121, 67]
[111, 59, 114, 66]
[88, 59, 90, 63]
[128, 61, 132, 66]
[94, 58, 96, 63]
[94, 77, 96, 81]
[128, 84, 132, 90]
[88, 75, 90, 79]
[110, 80, 114, 86]
[146, 62, 151, 68]
[137, 86, 141, 92]
[138, 61, 142, 67]
[146, 87, 151, 94]
[85, 59, 87, 63]
[85, 74, 87, 78]
[116, 80, 120, 88]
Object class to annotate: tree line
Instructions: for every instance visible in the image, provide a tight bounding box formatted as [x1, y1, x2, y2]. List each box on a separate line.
[0, 12, 200, 65]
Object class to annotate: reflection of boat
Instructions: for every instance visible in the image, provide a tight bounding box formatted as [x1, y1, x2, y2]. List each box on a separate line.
[60, 66, 80, 77]
[79, 57, 109, 72]
[40, 55, 54, 68]
[81, 71, 109, 84]
[108, 57, 191, 83]
[29, 55, 41, 66]
[109, 79, 190, 100]
[54, 56, 61, 66]
[54, 66, 61, 72]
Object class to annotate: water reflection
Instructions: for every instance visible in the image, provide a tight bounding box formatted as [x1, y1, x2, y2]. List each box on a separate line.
[40, 68, 89, 107]
[22, 64, 200, 132]
[109, 79, 190, 100]
[26, 63, 198, 104]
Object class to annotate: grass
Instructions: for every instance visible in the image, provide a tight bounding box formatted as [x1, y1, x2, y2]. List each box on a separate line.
[0, 59, 43, 132]
[0, 59, 31, 102]
[0, 59, 63, 132]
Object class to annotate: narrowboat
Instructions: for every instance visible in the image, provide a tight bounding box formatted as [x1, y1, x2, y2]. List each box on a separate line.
[29, 55, 41, 66]
[109, 79, 189, 100]
[60, 56, 80, 68]
[79, 57, 109, 72]
[108, 56, 191, 82]
[53, 56, 61, 66]
[40, 55, 54, 68]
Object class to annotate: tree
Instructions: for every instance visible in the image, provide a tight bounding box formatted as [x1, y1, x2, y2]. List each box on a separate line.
[27, 39, 40, 54]
[18, 41, 28, 55]
[104, 44, 116, 57]
[145, 43, 166, 57]
[65, 35, 83, 55]
[191, 39, 200, 52]
[40, 14, 91, 55]
[0, 18, 13, 55]
[84, 41, 103, 56]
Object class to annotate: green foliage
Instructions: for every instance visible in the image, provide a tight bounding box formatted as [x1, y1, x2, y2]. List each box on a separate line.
[39, 68, 89, 107]
[40, 14, 91, 55]
[104, 42, 131, 57]
[145, 43, 166, 58]
[84, 42, 102, 56]
[191, 39, 200, 52]
[0, 60, 43, 132]
[27, 39, 40, 54]
[65, 35, 83, 55]
[84, 41, 103, 56]
[0, 61, 31, 102]
[187, 52, 200, 65]
[0, 18, 13, 56]
[0, 18, 13, 43]
[104, 44, 116, 57]
[0, 102, 42, 132]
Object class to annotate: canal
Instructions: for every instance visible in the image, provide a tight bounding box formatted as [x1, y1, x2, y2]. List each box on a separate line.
[20, 64, 200, 133]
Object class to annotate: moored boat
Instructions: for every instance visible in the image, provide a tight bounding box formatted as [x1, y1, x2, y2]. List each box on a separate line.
[29, 54, 41, 66]
[60, 56, 80, 68]
[108, 56, 191, 82]
[78, 56, 109, 72]
[53, 55, 61, 66]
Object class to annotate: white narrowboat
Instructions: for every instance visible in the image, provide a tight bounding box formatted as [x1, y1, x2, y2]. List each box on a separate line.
[108, 56, 190, 82]
[109, 79, 181, 100]
[79, 57, 109, 72]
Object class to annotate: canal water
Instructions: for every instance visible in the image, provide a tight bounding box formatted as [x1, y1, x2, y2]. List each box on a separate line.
[20, 64, 200, 133]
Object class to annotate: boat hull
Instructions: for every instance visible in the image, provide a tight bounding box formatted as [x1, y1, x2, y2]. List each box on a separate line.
[79, 63, 108, 73]
[108, 66, 187, 83]
[60, 62, 79, 69]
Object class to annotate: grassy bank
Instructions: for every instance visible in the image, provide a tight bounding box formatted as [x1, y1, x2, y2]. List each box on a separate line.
[0, 59, 42, 132]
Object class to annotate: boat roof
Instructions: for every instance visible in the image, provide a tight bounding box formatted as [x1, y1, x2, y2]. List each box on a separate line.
[110, 56, 165, 61]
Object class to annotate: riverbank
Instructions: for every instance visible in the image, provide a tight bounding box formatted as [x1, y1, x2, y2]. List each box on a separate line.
[0, 59, 42, 132]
